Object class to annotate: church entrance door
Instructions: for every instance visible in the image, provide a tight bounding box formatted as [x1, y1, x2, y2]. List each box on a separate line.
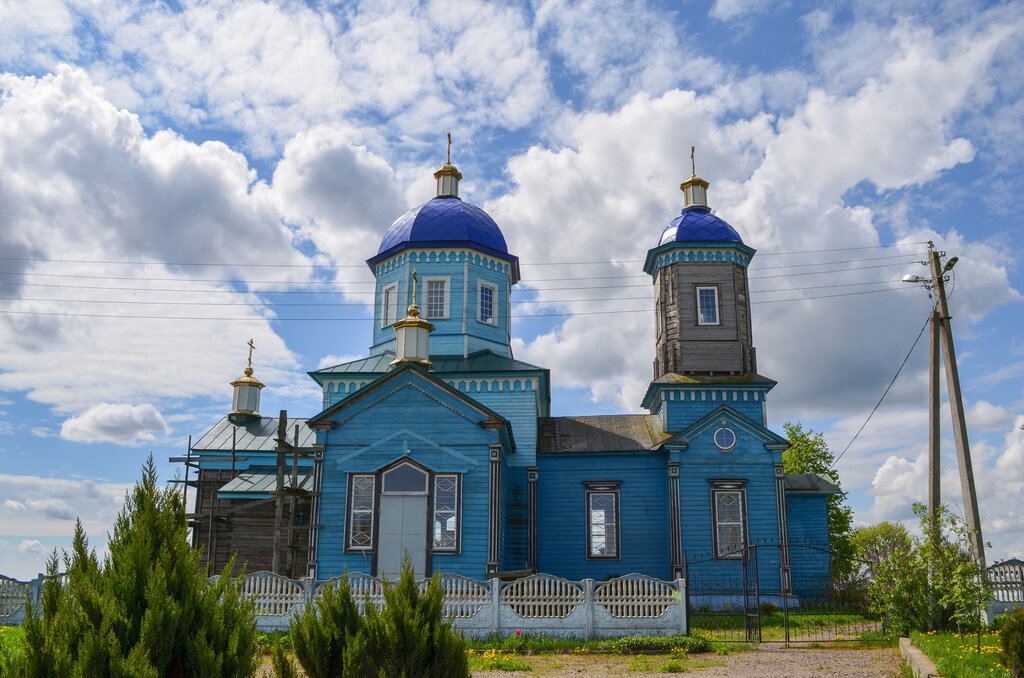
[377, 462, 429, 579]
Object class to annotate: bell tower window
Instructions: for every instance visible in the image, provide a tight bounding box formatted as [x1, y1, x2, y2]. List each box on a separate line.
[381, 283, 398, 327]
[424, 277, 449, 319]
[696, 286, 720, 325]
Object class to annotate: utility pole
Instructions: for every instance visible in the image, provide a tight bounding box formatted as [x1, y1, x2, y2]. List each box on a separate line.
[907, 245, 986, 570]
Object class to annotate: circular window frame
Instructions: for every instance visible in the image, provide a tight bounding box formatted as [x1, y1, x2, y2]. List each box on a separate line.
[714, 427, 737, 451]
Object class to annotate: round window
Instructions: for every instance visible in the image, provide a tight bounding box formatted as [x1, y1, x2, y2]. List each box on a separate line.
[714, 427, 736, 451]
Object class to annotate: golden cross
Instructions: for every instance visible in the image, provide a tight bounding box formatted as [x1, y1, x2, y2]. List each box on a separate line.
[447, 132, 452, 164]
[691, 146, 696, 177]
[247, 338, 255, 369]
[411, 269, 418, 306]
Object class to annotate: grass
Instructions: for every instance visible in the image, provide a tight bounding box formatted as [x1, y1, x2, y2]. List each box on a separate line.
[467, 648, 533, 671]
[0, 626, 24, 657]
[465, 632, 733, 656]
[910, 629, 1010, 678]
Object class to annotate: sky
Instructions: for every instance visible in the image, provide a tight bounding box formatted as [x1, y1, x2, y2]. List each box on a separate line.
[0, 0, 1022, 581]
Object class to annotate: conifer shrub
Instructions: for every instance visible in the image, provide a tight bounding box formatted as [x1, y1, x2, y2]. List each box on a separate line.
[1000, 608, 1024, 678]
[345, 565, 469, 678]
[4, 457, 259, 677]
[288, 575, 361, 678]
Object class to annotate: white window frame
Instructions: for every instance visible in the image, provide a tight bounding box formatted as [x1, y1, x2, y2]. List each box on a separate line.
[711, 482, 747, 559]
[423, 276, 450, 320]
[346, 474, 376, 551]
[381, 282, 399, 328]
[696, 285, 720, 326]
[584, 481, 621, 560]
[478, 282, 497, 325]
[431, 474, 461, 552]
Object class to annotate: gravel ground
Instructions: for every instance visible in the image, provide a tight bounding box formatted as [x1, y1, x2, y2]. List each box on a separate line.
[472, 644, 905, 677]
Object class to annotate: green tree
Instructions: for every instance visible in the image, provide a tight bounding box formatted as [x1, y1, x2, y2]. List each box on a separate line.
[850, 521, 912, 583]
[6, 457, 258, 677]
[782, 422, 855, 576]
[868, 503, 990, 636]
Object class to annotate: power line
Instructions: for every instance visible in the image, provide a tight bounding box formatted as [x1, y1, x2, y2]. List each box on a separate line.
[828, 316, 931, 471]
[0, 285, 916, 321]
[0, 259, 922, 289]
[0, 281, 915, 309]
[0, 241, 932, 270]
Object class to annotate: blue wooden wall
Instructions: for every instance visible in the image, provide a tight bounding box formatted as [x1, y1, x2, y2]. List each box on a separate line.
[370, 250, 513, 358]
[536, 451, 670, 580]
[316, 374, 504, 579]
[785, 493, 833, 599]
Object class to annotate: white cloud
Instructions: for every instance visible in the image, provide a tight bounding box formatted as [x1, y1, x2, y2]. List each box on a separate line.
[0, 473, 128, 539]
[967, 400, 1014, 432]
[710, 0, 780, 22]
[0, 66, 314, 417]
[61, 403, 169, 446]
[16, 539, 46, 555]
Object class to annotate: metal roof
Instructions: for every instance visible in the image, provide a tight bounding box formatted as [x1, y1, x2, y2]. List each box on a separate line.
[311, 350, 547, 379]
[217, 467, 313, 496]
[192, 416, 317, 452]
[783, 473, 842, 494]
[538, 415, 668, 453]
[659, 206, 743, 245]
[367, 196, 518, 271]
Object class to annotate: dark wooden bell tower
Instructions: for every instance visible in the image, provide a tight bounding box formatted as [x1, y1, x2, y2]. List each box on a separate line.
[645, 168, 757, 380]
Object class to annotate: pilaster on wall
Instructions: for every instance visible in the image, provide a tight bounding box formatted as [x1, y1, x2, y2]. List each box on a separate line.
[667, 462, 683, 579]
[774, 463, 791, 593]
[487, 445, 502, 575]
[527, 467, 539, 572]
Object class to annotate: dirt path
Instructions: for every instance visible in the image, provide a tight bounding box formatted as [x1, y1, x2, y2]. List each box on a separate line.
[472, 645, 905, 677]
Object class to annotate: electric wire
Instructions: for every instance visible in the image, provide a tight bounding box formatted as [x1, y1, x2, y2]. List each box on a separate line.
[0, 259, 924, 287]
[0, 280, 913, 309]
[827, 316, 931, 472]
[0, 285, 918, 321]
[0, 241, 931, 270]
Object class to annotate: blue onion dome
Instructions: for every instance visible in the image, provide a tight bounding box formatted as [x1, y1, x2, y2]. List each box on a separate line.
[658, 207, 744, 246]
[658, 156, 743, 245]
[372, 195, 511, 262]
[366, 149, 520, 283]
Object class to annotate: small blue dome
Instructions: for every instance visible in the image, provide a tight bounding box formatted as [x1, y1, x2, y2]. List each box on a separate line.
[374, 196, 509, 260]
[659, 207, 743, 246]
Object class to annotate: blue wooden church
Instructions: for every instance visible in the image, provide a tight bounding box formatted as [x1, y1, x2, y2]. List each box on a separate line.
[187, 152, 838, 595]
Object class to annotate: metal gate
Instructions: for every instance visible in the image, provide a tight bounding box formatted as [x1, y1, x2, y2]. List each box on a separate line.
[686, 542, 883, 645]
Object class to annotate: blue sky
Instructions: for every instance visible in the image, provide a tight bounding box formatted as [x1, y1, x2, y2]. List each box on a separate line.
[0, 0, 1022, 580]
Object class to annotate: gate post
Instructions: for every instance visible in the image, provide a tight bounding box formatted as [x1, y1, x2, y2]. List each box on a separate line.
[583, 578, 594, 640]
[489, 578, 501, 637]
[675, 578, 687, 636]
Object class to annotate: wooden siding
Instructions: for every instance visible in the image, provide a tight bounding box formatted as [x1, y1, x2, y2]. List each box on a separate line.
[192, 468, 311, 577]
[663, 392, 766, 431]
[370, 254, 512, 358]
[536, 452, 670, 580]
[785, 494, 832, 592]
[655, 262, 755, 377]
[316, 376, 502, 580]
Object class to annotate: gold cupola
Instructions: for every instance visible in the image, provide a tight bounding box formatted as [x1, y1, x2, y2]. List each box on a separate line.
[230, 338, 265, 423]
[390, 270, 434, 369]
[434, 132, 462, 197]
[680, 146, 710, 209]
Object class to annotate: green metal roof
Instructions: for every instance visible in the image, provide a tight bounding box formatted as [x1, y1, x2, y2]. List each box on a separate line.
[310, 350, 547, 381]
[783, 473, 842, 494]
[538, 415, 668, 453]
[217, 467, 313, 497]
[192, 416, 316, 452]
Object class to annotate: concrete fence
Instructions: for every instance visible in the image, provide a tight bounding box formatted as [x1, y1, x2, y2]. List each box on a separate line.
[988, 562, 1024, 619]
[3, 571, 686, 639]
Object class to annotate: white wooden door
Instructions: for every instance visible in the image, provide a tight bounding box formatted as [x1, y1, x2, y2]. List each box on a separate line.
[378, 494, 427, 579]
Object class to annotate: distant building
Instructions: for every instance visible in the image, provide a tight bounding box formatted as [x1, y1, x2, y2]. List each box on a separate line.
[186, 152, 837, 595]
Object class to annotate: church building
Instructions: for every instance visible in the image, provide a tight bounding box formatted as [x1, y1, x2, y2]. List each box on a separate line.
[186, 150, 837, 595]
